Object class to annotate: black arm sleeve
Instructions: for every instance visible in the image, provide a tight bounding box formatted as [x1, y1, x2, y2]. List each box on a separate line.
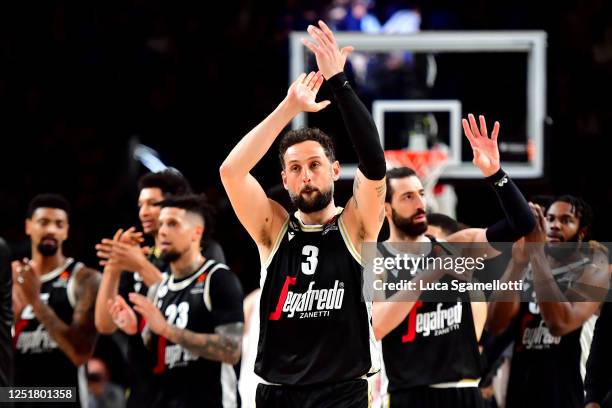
[209, 266, 244, 328]
[327, 72, 386, 181]
[584, 301, 612, 405]
[0, 238, 13, 386]
[484, 169, 536, 248]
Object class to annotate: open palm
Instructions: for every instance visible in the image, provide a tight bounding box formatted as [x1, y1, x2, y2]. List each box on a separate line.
[462, 114, 501, 177]
[287, 71, 330, 113]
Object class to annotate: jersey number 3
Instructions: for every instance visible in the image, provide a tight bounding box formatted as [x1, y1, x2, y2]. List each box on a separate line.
[301, 245, 319, 275]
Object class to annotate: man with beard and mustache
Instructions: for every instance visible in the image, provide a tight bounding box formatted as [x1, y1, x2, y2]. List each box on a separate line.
[94, 170, 226, 407]
[488, 196, 609, 408]
[11, 194, 100, 407]
[95, 169, 225, 335]
[111, 194, 244, 407]
[220, 21, 386, 407]
[372, 115, 536, 408]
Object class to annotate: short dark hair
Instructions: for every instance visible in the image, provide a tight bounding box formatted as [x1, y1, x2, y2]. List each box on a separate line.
[427, 213, 463, 236]
[156, 194, 213, 229]
[552, 195, 593, 239]
[385, 167, 418, 202]
[138, 169, 192, 197]
[278, 128, 336, 168]
[27, 194, 71, 219]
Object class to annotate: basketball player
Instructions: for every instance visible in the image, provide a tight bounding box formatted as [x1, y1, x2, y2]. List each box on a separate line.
[372, 115, 536, 408]
[488, 196, 609, 408]
[116, 195, 244, 407]
[0, 237, 12, 387]
[95, 169, 194, 335]
[12, 194, 100, 407]
[95, 170, 226, 407]
[220, 20, 386, 407]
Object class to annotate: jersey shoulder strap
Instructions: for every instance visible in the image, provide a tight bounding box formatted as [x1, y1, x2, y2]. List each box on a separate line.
[203, 260, 230, 312]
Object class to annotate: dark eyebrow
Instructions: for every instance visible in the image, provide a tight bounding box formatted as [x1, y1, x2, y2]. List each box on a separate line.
[287, 155, 323, 164]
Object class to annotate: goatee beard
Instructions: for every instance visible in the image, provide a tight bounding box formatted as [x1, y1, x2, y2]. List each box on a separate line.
[545, 234, 582, 261]
[160, 250, 181, 264]
[289, 185, 333, 214]
[392, 208, 428, 238]
[37, 241, 59, 257]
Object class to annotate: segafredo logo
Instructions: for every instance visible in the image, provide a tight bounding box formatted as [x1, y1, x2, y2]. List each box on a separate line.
[269, 279, 345, 320]
[402, 301, 463, 342]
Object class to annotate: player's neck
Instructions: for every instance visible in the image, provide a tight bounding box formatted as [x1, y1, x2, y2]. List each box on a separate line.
[170, 249, 204, 280]
[388, 225, 428, 243]
[31, 250, 66, 275]
[297, 201, 338, 225]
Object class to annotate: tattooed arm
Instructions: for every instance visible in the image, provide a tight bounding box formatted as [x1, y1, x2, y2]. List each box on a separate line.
[130, 265, 245, 365]
[27, 266, 100, 366]
[130, 292, 244, 365]
[163, 322, 244, 365]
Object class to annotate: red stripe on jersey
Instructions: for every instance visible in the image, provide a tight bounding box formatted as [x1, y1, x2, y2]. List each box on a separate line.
[402, 300, 424, 343]
[269, 276, 297, 321]
[13, 319, 29, 349]
[153, 336, 167, 374]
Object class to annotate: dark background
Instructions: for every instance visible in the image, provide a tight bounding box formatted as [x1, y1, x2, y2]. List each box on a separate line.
[1, 0, 611, 294]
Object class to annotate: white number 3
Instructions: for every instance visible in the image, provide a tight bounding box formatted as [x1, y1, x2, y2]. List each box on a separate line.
[301, 245, 319, 275]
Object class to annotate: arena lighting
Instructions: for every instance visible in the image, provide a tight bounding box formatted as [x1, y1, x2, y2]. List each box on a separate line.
[133, 143, 168, 173]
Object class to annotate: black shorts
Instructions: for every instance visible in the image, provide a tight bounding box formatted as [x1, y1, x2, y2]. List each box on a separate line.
[386, 386, 485, 408]
[256, 379, 369, 408]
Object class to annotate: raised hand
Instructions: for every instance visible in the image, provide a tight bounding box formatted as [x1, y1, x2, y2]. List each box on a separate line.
[511, 238, 530, 266]
[525, 202, 547, 244]
[286, 71, 330, 113]
[302, 20, 354, 80]
[13, 259, 41, 305]
[118, 227, 144, 246]
[107, 295, 137, 335]
[96, 227, 148, 271]
[129, 292, 168, 337]
[462, 114, 501, 177]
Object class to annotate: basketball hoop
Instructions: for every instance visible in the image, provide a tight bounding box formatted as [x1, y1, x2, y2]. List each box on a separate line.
[384, 145, 450, 213]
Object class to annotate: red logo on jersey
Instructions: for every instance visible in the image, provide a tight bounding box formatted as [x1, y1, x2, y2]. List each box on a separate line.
[402, 301, 424, 343]
[269, 276, 297, 320]
[402, 301, 463, 342]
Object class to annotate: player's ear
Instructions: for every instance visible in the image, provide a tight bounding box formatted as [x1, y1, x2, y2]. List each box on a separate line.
[281, 170, 288, 190]
[25, 218, 32, 237]
[384, 202, 392, 220]
[331, 160, 340, 181]
[578, 226, 588, 242]
[194, 225, 204, 242]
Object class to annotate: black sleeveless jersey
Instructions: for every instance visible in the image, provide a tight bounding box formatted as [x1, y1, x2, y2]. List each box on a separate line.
[148, 259, 244, 408]
[380, 238, 482, 392]
[13, 258, 87, 407]
[255, 209, 378, 386]
[506, 257, 593, 408]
